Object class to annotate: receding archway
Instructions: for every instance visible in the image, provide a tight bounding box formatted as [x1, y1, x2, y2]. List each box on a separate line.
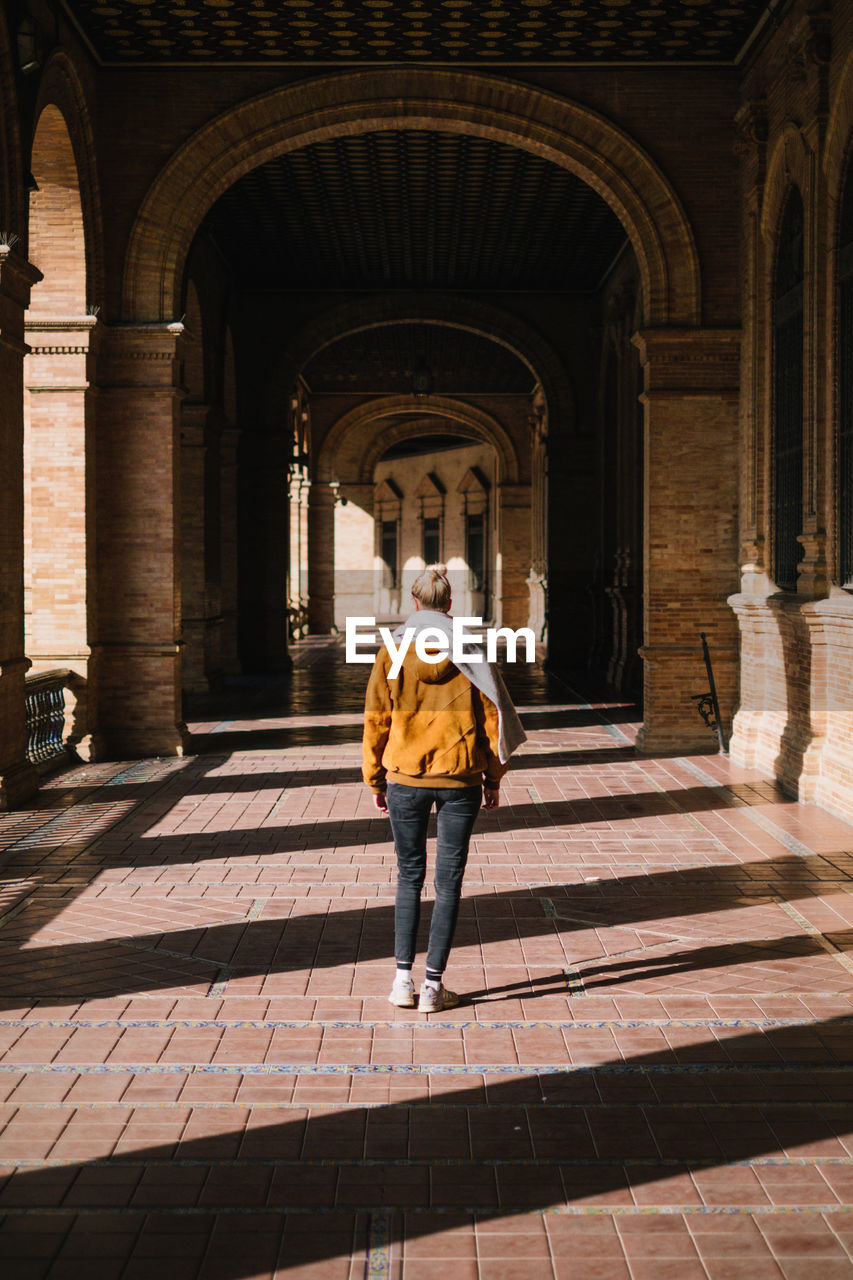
[266, 293, 575, 443]
[122, 68, 701, 328]
[310, 395, 529, 633]
[118, 66, 728, 756]
[286, 312, 556, 649]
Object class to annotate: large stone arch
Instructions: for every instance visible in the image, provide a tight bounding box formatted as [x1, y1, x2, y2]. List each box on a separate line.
[317, 394, 520, 485]
[271, 292, 574, 441]
[123, 68, 701, 327]
[30, 51, 104, 309]
[760, 123, 811, 247]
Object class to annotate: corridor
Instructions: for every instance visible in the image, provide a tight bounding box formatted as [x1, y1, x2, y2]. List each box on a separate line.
[3, 642, 853, 1277]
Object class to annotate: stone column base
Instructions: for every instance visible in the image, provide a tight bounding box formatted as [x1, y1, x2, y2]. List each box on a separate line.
[0, 756, 39, 811]
[729, 590, 853, 824]
[526, 567, 547, 641]
[89, 644, 189, 760]
[635, 642, 738, 756]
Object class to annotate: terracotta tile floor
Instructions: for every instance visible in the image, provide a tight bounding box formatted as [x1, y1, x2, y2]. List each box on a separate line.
[2, 637, 853, 1276]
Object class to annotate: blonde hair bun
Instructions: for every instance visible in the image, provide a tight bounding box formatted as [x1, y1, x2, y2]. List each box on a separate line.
[411, 563, 452, 611]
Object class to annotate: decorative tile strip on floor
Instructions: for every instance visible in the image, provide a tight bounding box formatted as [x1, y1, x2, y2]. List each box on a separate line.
[365, 1209, 393, 1280]
[6, 1016, 852, 1029]
[4, 1061, 853, 1076]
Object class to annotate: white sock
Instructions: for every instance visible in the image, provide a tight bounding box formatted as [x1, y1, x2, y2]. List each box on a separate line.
[396, 968, 413, 984]
[423, 976, 441, 992]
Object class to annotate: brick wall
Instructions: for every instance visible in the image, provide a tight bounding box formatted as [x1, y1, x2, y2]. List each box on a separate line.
[729, 0, 853, 822]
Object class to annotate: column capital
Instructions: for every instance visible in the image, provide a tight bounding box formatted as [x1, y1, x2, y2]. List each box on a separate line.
[25, 313, 99, 352]
[0, 244, 42, 304]
[338, 482, 374, 503]
[632, 327, 741, 396]
[497, 482, 532, 506]
[308, 480, 338, 507]
[98, 322, 185, 389]
[25, 315, 100, 394]
[0, 246, 43, 358]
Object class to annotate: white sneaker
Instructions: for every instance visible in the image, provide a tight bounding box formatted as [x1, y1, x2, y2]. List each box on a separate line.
[388, 975, 416, 1007]
[418, 982, 460, 1013]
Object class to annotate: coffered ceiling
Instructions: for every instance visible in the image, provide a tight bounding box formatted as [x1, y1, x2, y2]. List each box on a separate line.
[62, 0, 775, 65]
[205, 129, 629, 292]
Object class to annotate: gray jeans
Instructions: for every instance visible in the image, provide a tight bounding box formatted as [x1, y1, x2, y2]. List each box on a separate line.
[386, 781, 482, 974]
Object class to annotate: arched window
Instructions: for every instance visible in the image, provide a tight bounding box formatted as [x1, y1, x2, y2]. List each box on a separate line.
[838, 158, 853, 588]
[773, 187, 805, 591]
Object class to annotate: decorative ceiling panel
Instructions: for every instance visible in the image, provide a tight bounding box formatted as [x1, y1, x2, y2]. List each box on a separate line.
[303, 323, 536, 393]
[63, 0, 773, 64]
[205, 129, 629, 291]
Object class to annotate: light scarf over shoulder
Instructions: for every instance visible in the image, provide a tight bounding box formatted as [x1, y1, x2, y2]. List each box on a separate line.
[394, 610, 527, 764]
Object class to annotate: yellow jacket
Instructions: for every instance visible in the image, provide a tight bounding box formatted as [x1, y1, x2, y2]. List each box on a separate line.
[362, 643, 508, 792]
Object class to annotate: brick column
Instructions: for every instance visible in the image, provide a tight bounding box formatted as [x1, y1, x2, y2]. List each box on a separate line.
[527, 393, 548, 640]
[237, 434, 290, 671]
[24, 315, 98, 754]
[335, 482, 375, 630]
[0, 246, 41, 808]
[632, 328, 740, 754]
[180, 403, 210, 693]
[288, 468, 310, 638]
[219, 425, 241, 674]
[308, 482, 336, 633]
[497, 483, 532, 630]
[546, 435, 596, 667]
[92, 323, 187, 758]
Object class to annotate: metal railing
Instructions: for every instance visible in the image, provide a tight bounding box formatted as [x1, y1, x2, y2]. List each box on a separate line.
[24, 668, 73, 765]
[691, 634, 728, 754]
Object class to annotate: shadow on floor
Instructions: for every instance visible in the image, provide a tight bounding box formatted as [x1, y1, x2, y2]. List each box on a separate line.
[0, 848, 845, 1004]
[2, 1016, 853, 1277]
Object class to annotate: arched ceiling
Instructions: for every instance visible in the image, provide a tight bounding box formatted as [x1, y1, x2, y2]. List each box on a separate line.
[303, 323, 536, 395]
[64, 1, 773, 65]
[205, 129, 628, 292]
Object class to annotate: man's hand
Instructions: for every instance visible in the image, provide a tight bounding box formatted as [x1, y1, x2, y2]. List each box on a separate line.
[483, 788, 500, 810]
[373, 791, 389, 814]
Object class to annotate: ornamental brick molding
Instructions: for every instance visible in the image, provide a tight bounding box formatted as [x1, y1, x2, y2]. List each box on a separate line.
[121, 68, 701, 328]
